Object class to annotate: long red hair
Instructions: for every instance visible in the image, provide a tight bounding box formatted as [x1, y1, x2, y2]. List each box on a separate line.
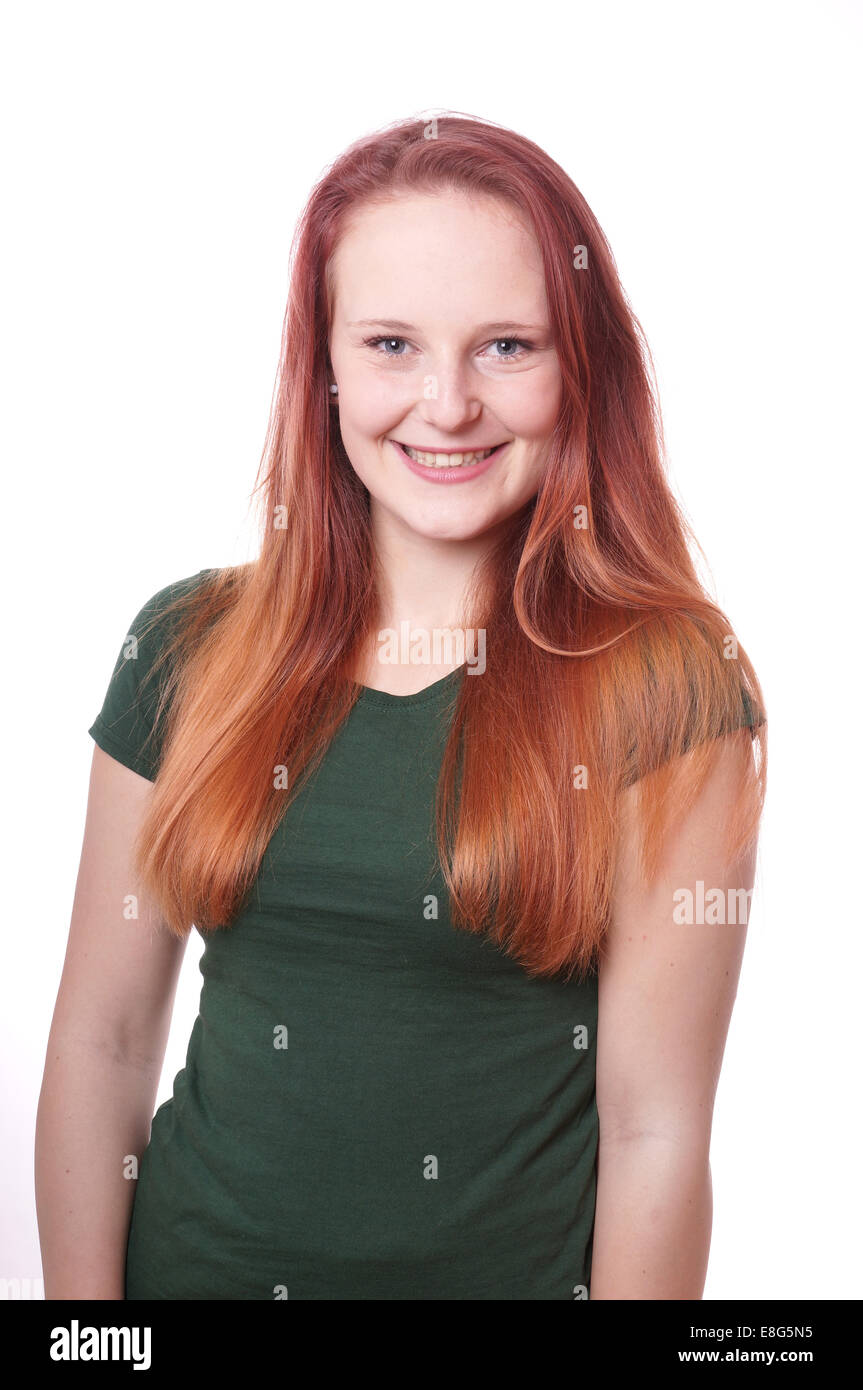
[131, 111, 766, 980]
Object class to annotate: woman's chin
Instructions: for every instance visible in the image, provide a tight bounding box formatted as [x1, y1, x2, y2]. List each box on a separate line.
[384, 507, 508, 545]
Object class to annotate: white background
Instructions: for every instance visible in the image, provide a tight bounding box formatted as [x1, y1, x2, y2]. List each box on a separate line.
[2, 0, 860, 1300]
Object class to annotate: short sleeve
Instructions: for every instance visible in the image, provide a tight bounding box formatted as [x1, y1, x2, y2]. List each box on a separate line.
[621, 681, 766, 790]
[88, 569, 215, 781]
[739, 685, 766, 734]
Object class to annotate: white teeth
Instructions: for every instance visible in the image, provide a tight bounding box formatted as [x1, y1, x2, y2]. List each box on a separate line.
[401, 444, 499, 468]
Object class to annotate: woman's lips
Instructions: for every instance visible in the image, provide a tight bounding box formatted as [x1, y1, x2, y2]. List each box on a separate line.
[390, 438, 510, 483]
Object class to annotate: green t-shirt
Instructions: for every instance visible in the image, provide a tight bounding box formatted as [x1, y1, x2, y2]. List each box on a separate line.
[88, 570, 600, 1300]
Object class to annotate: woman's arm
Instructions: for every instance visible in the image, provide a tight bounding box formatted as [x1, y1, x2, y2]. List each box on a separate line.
[35, 745, 187, 1299]
[590, 732, 757, 1299]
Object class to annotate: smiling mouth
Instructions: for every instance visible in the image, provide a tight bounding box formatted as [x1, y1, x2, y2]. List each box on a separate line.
[394, 441, 509, 468]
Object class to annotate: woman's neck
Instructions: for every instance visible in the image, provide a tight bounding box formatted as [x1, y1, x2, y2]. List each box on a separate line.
[352, 504, 496, 693]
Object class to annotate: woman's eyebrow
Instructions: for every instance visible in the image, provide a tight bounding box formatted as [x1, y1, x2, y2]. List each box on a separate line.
[347, 318, 547, 334]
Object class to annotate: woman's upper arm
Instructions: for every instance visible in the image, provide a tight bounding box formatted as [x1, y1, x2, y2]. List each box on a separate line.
[596, 734, 757, 1147]
[48, 743, 188, 1069]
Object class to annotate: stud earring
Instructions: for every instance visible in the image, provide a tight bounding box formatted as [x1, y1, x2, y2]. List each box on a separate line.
[329, 383, 339, 395]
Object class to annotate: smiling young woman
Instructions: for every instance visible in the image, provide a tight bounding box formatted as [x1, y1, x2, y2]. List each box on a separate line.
[36, 111, 766, 1301]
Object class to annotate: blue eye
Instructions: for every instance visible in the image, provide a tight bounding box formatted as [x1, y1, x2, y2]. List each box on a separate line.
[364, 336, 408, 357]
[362, 335, 534, 362]
[487, 338, 532, 361]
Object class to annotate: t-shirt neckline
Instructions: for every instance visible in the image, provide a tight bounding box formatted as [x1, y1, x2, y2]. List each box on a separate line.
[354, 664, 466, 709]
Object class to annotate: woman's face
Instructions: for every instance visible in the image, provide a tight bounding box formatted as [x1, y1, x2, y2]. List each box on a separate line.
[327, 190, 562, 544]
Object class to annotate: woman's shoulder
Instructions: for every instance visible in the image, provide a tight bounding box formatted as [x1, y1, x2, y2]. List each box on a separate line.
[131, 562, 251, 640]
[139, 563, 238, 616]
[88, 565, 248, 781]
